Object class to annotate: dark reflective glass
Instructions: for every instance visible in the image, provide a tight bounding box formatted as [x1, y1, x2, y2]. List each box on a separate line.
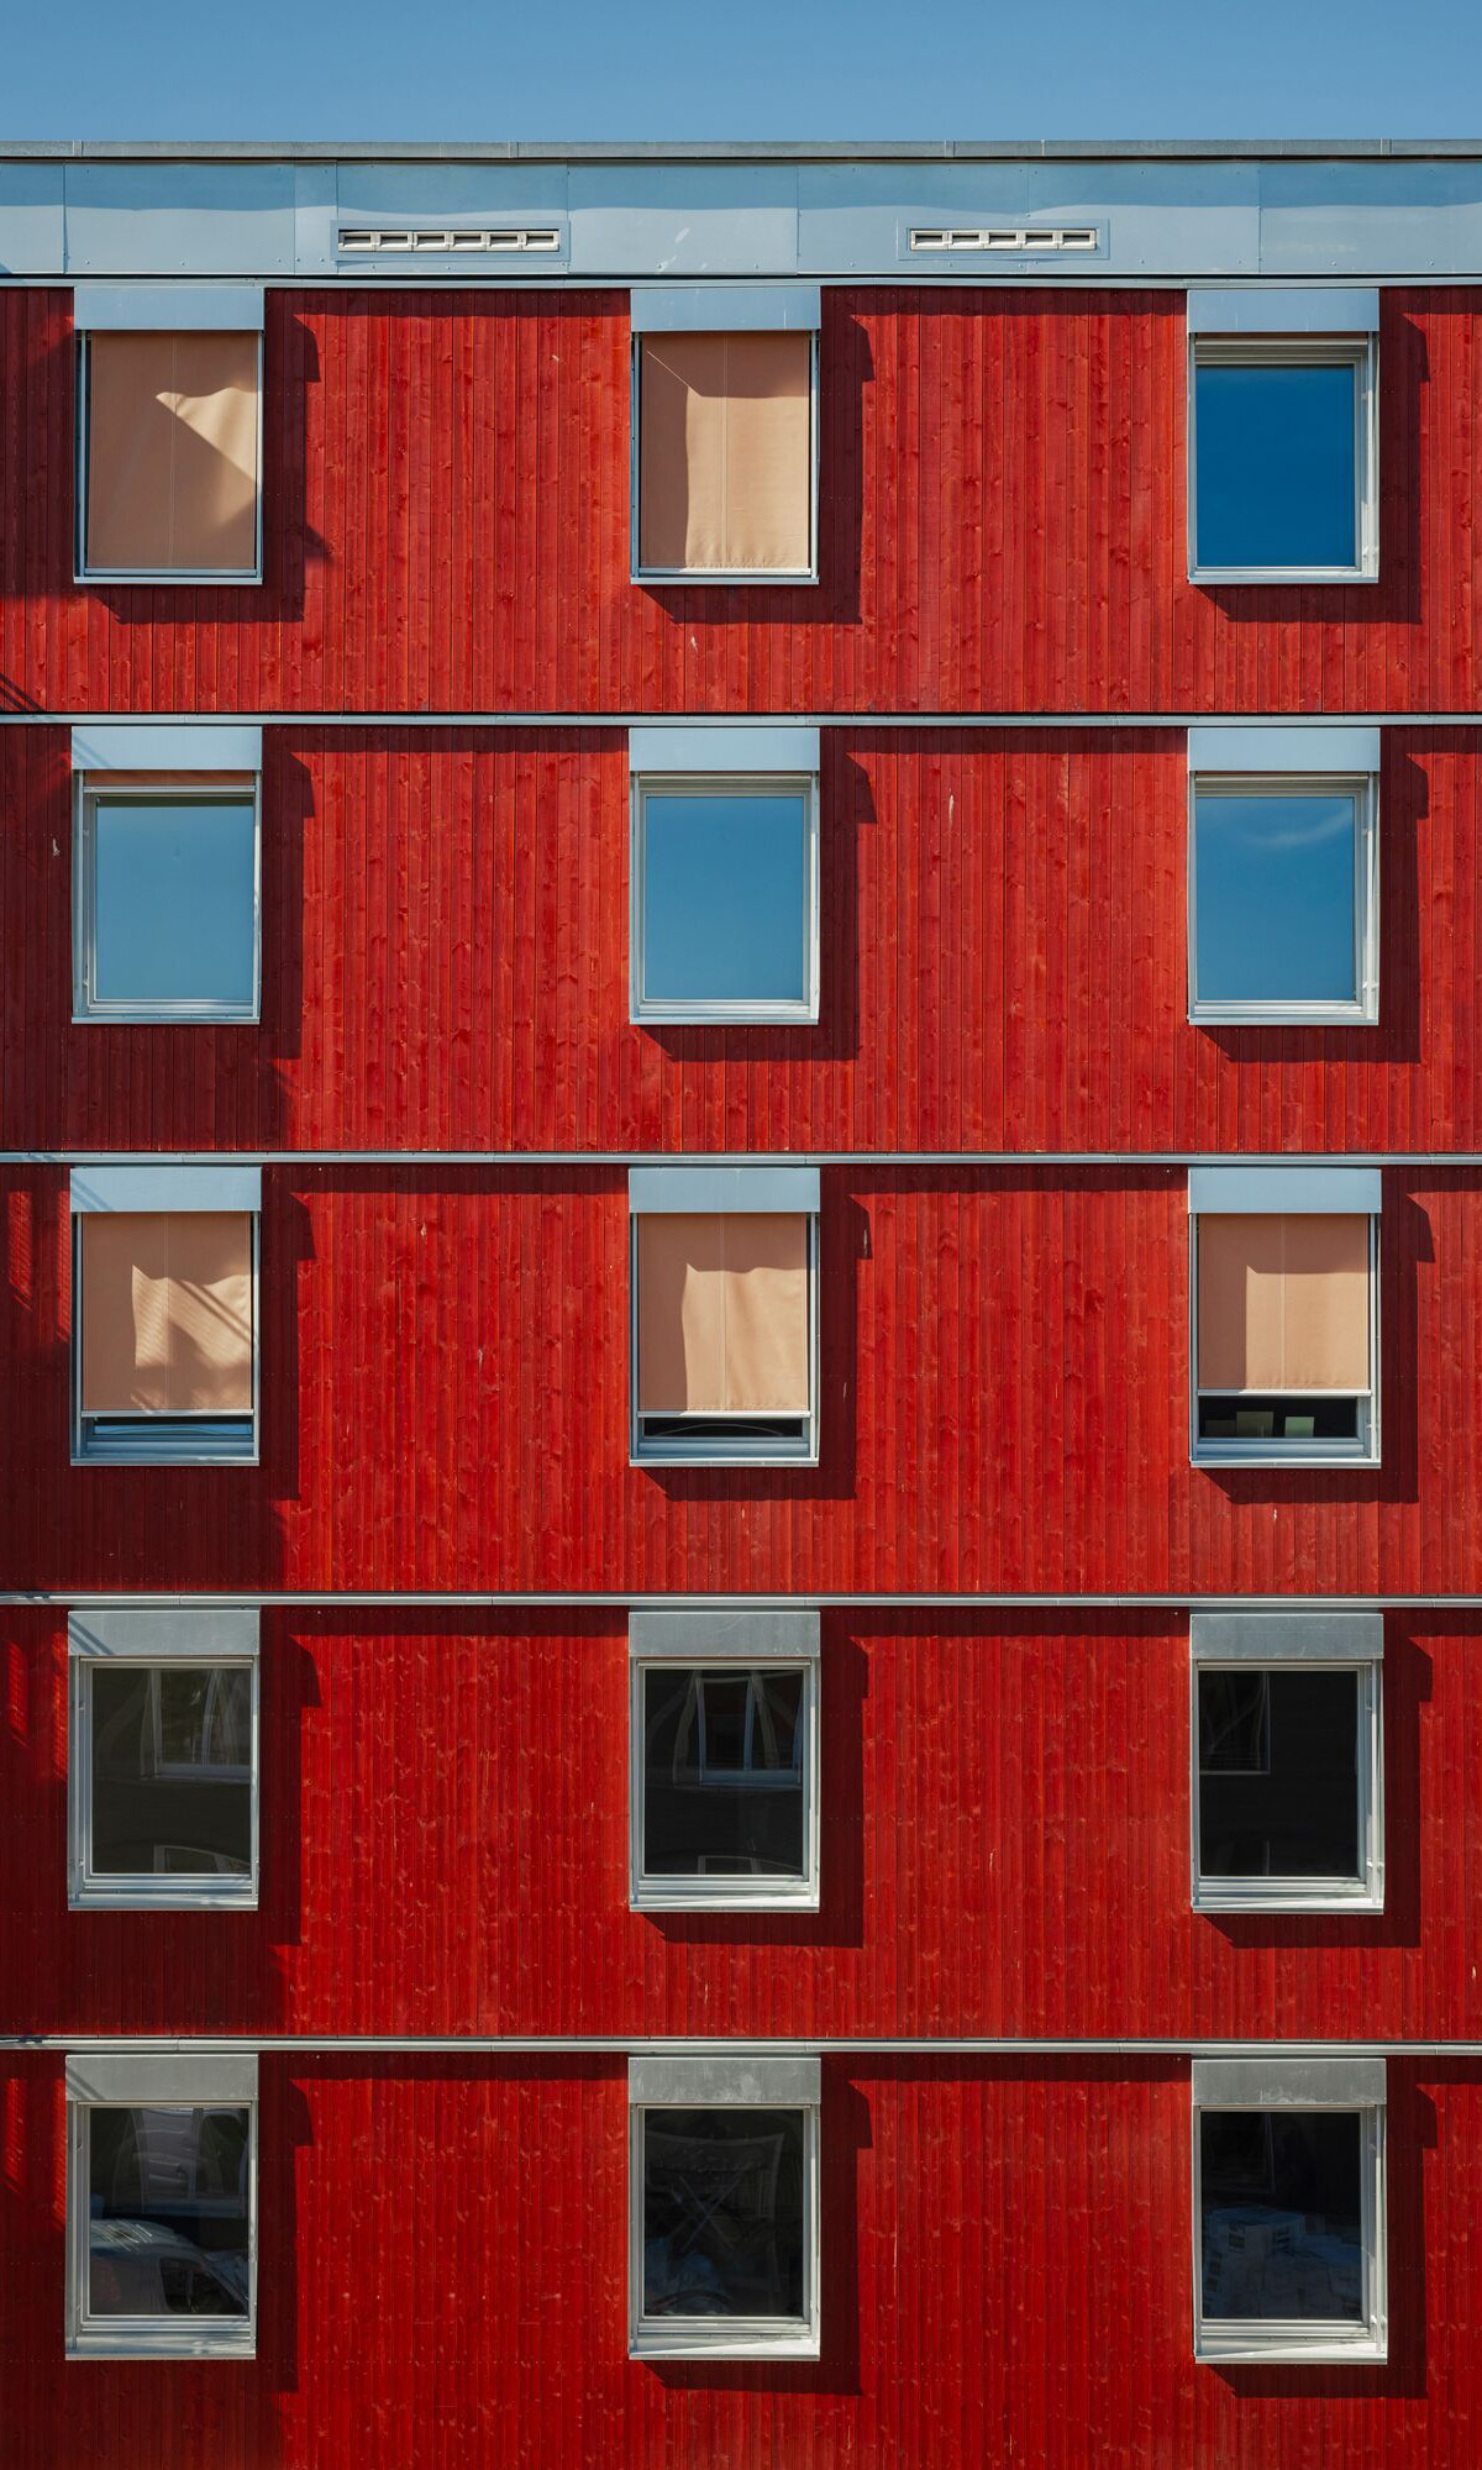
[1197, 1396, 1360, 1443]
[90, 1665, 252, 1880]
[643, 2107, 806, 2319]
[1199, 1667, 1360, 1879]
[1195, 793, 1358, 1005]
[1195, 362, 1358, 570]
[88, 2105, 250, 2319]
[1201, 2109, 1363, 2321]
[642, 1666, 805, 1880]
[641, 792, 809, 1007]
[93, 798, 256, 1009]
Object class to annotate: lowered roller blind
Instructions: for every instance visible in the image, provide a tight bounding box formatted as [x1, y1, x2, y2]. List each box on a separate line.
[638, 1213, 809, 1414]
[86, 331, 260, 575]
[81, 1212, 253, 1415]
[1198, 1213, 1370, 1394]
[639, 332, 811, 573]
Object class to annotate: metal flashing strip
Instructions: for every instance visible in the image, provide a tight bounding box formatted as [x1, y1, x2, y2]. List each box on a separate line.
[69, 1163, 262, 1214]
[1187, 285, 1381, 334]
[64, 2051, 259, 2102]
[71, 723, 264, 773]
[630, 284, 821, 332]
[13, 711, 1482, 731]
[4, 1590, 1480, 1611]
[630, 2054, 821, 2105]
[68, 1607, 260, 1660]
[1186, 1165, 1383, 1215]
[7, 2035, 1481, 2059]
[71, 282, 266, 331]
[1188, 724, 1382, 775]
[629, 1607, 821, 1660]
[1192, 2055, 1386, 2108]
[1, 1149, 1472, 1169]
[629, 724, 820, 774]
[1190, 1610, 1384, 1663]
[628, 1164, 822, 1214]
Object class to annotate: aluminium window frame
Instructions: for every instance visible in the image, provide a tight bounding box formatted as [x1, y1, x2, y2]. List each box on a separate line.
[629, 1208, 821, 1469]
[71, 1206, 262, 1470]
[67, 1609, 261, 1912]
[630, 769, 821, 1026]
[1187, 332, 1379, 587]
[628, 2054, 822, 2361]
[74, 326, 266, 589]
[65, 2052, 259, 2361]
[1187, 768, 1379, 1027]
[1191, 2057, 1387, 2365]
[73, 771, 263, 1026]
[1189, 1617, 1384, 1916]
[1188, 1209, 1380, 1471]
[629, 327, 821, 588]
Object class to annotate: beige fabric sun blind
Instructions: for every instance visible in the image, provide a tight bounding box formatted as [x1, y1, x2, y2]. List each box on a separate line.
[639, 332, 812, 573]
[85, 331, 260, 575]
[80, 1212, 253, 1415]
[638, 1213, 810, 1414]
[1198, 1213, 1371, 1393]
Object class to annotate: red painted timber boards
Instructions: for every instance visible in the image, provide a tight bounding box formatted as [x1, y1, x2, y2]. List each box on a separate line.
[2, 723, 1476, 1154]
[0, 1608, 1476, 2043]
[0, 1164, 1476, 1596]
[0, 2053, 1475, 2470]
[3, 284, 1482, 715]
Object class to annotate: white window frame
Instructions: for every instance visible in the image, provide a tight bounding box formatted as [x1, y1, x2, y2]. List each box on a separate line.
[1189, 1612, 1384, 1914]
[1188, 330, 1379, 586]
[1188, 1166, 1381, 1471]
[629, 1608, 821, 1912]
[1192, 2056, 1387, 2365]
[629, 1165, 821, 1469]
[73, 285, 266, 588]
[70, 1163, 262, 1469]
[68, 1608, 260, 1911]
[629, 287, 821, 587]
[65, 2051, 258, 2360]
[73, 772, 263, 1025]
[628, 2054, 821, 2360]
[1187, 770, 1379, 1027]
[630, 772, 820, 1026]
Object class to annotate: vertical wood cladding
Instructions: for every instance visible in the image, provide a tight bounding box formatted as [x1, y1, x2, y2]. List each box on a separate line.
[7, 724, 1482, 1155]
[4, 284, 1482, 714]
[0, 1608, 1478, 2044]
[0, 2053, 1476, 2469]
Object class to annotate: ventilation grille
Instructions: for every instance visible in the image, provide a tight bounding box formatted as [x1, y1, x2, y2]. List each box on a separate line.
[337, 226, 564, 256]
[910, 225, 1099, 255]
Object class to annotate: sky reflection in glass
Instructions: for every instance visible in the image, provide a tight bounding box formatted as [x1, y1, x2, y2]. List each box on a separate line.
[641, 791, 809, 1008]
[93, 798, 257, 1009]
[1195, 792, 1358, 1006]
[1195, 362, 1358, 570]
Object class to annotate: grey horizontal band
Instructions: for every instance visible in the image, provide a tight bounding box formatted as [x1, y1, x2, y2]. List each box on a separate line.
[1187, 286, 1380, 335]
[629, 1608, 820, 1661]
[1191, 1611, 1384, 1663]
[72, 282, 266, 332]
[628, 1165, 820, 1215]
[1187, 1165, 1382, 1216]
[68, 1608, 260, 1661]
[72, 723, 263, 774]
[1193, 2055, 1386, 2109]
[630, 284, 821, 333]
[1188, 724, 1381, 776]
[629, 724, 819, 775]
[65, 2052, 259, 2105]
[70, 1164, 262, 1214]
[629, 2054, 821, 2106]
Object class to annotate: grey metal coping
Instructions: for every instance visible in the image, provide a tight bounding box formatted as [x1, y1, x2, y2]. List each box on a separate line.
[8, 142, 1482, 163]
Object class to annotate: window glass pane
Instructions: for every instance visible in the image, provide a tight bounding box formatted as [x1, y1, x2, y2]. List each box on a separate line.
[1199, 1667, 1360, 1879]
[89, 1666, 252, 1879]
[643, 2107, 806, 2319]
[642, 1666, 806, 1880]
[1195, 793, 1358, 1005]
[1200, 2109, 1363, 2321]
[87, 2105, 251, 2319]
[92, 798, 256, 1009]
[641, 792, 808, 1007]
[1195, 362, 1358, 570]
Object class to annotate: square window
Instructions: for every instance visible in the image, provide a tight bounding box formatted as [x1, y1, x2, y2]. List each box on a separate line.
[1190, 340, 1376, 583]
[629, 2057, 820, 2358]
[1190, 777, 1376, 1025]
[72, 1178, 260, 1466]
[1192, 1201, 1378, 1466]
[75, 778, 260, 1022]
[1193, 2069, 1386, 2363]
[631, 1202, 819, 1466]
[69, 1611, 260, 1909]
[632, 777, 818, 1023]
[634, 328, 816, 582]
[633, 1659, 818, 1909]
[66, 2056, 257, 2358]
[1194, 1659, 1381, 1912]
[78, 328, 263, 583]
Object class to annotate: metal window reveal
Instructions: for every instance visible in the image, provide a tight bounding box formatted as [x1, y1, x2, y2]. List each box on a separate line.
[336, 227, 563, 256]
[910, 225, 1100, 255]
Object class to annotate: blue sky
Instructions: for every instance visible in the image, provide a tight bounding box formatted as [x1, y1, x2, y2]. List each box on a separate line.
[6, 0, 1482, 142]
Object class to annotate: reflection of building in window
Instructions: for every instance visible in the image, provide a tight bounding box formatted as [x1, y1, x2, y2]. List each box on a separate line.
[643, 1666, 806, 1880]
[1201, 2110, 1364, 2323]
[91, 1666, 253, 1881]
[643, 2109, 805, 2321]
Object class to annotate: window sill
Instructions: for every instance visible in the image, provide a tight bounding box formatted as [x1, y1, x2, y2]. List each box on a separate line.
[1192, 1447, 1379, 1471]
[1194, 1886, 1383, 1916]
[632, 567, 819, 589]
[1188, 565, 1379, 587]
[73, 1009, 262, 1028]
[68, 2324, 256, 2362]
[633, 1006, 820, 1028]
[632, 1882, 820, 1914]
[70, 1885, 259, 1912]
[633, 1450, 820, 1471]
[1190, 1005, 1379, 1029]
[630, 2321, 820, 2361]
[1195, 2325, 1386, 2366]
[74, 568, 264, 589]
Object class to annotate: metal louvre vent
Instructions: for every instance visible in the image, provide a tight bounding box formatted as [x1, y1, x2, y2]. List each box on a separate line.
[910, 225, 1100, 254]
[336, 226, 563, 256]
